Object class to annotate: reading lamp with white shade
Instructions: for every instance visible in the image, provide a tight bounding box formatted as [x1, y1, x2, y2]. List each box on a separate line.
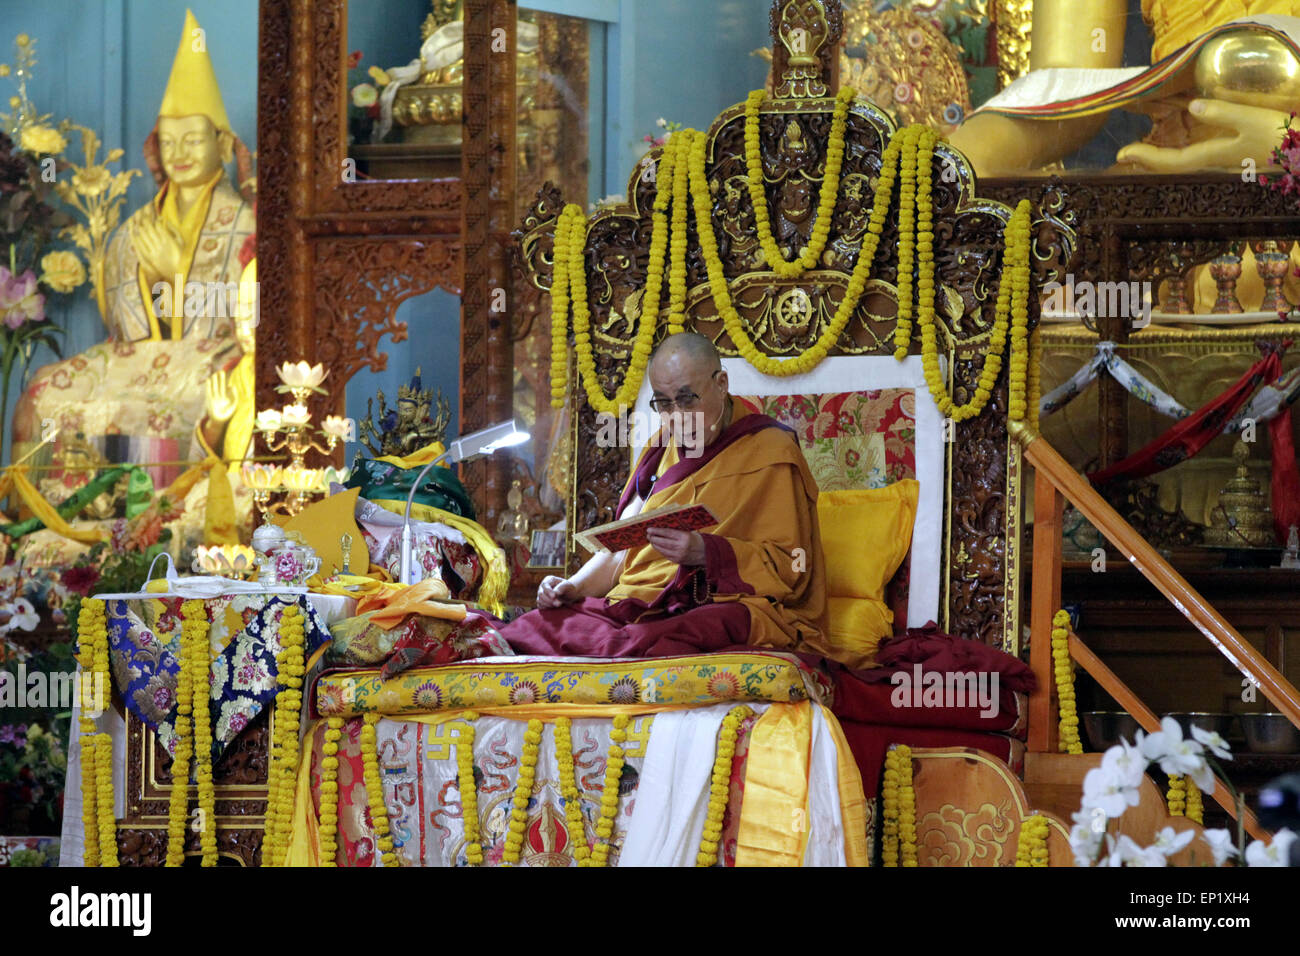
[399, 419, 530, 585]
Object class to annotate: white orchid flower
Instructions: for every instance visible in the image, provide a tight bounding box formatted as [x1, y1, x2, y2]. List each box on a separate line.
[1140, 716, 1212, 787]
[1100, 738, 1148, 789]
[1111, 834, 1168, 867]
[1152, 826, 1195, 857]
[1069, 826, 1101, 866]
[1201, 829, 1239, 867]
[1083, 764, 1142, 819]
[1191, 724, 1233, 761]
[8, 598, 39, 632]
[1245, 828, 1296, 867]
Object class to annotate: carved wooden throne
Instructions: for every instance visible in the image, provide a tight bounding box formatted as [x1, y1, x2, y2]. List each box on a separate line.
[514, 0, 1076, 657]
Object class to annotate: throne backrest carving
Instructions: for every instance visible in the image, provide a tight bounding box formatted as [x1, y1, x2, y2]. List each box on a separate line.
[513, 0, 1076, 651]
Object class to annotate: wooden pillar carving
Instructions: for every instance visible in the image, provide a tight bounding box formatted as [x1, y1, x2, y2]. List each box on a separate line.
[461, 0, 517, 523]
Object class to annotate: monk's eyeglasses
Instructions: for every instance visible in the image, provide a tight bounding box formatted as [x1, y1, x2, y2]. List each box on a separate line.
[649, 370, 721, 414]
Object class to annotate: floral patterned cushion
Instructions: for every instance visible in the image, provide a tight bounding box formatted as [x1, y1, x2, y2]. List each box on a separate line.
[735, 389, 916, 490]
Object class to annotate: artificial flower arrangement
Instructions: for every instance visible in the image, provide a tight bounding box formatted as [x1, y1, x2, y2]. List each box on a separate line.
[0, 32, 134, 435]
[1260, 111, 1300, 208]
[0, 721, 66, 835]
[1070, 716, 1296, 867]
[346, 50, 390, 145]
[59, 493, 183, 634]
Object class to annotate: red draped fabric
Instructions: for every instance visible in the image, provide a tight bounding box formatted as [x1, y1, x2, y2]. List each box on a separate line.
[1088, 345, 1284, 487]
[1270, 408, 1300, 545]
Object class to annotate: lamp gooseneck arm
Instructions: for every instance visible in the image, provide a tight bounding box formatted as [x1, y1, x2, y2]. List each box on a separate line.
[399, 449, 453, 586]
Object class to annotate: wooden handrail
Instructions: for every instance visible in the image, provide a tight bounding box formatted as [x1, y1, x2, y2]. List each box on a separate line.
[1068, 632, 1268, 842]
[1015, 421, 1300, 733]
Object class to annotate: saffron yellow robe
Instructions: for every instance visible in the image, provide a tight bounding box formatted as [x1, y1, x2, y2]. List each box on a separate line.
[607, 397, 827, 652]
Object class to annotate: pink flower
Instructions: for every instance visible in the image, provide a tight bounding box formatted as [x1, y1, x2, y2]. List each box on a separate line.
[0, 269, 45, 329]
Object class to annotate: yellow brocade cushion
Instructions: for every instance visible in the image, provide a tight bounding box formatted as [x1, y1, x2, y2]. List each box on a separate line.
[817, 480, 919, 602]
[823, 596, 892, 669]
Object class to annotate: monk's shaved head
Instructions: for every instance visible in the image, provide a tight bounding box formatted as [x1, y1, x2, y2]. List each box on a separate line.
[650, 332, 721, 375]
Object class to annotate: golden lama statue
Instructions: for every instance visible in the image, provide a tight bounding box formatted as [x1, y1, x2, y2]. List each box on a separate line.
[949, 0, 1300, 175]
[10, 9, 255, 563]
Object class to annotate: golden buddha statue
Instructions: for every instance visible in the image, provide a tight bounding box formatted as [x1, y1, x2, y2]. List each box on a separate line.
[9, 9, 255, 561]
[949, 0, 1300, 176]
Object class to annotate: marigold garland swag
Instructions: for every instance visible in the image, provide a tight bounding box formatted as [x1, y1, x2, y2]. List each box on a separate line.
[1015, 814, 1050, 867]
[555, 716, 592, 866]
[548, 87, 1038, 425]
[76, 598, 116, 867]
[503, 718, 545, 866]
[318, 717, 344, 866]
[1051, 609, 1083, 754]
[360, 712, 397, 866]
[697, 705, 752, 866]
[882, 743, 916, 866]
[183, 599, 218, 866]
[590, 713, 630, 867]
[161, 600, 217, 867]
[264, 601, 307, 866]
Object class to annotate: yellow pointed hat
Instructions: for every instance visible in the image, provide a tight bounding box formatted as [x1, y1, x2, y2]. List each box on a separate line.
[158, 8, 232, 132]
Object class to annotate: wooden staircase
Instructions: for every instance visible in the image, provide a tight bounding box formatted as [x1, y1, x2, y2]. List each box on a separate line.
[909, 427, 1300, 865]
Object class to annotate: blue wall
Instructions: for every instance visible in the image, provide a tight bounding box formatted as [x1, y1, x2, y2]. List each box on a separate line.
[603, 0, 772, 197]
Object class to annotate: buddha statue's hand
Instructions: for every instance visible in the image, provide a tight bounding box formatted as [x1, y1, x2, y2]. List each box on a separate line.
[132, 215, 186, 286]
[1116, 99, 1289, 174]
[645, 527, 706, 567]
[204, 369, 239, 423]
[537, 575, 579, 609]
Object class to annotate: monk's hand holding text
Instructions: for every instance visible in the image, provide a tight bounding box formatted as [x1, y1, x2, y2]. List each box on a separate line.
[537, 575, 580, 609]
[645, 527, 706, 566]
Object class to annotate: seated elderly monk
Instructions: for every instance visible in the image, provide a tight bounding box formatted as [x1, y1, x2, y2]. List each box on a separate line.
[502, 332, 827, 658]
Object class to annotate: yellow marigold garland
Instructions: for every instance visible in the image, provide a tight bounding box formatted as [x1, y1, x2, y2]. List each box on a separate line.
[318, 716, 344, 866]
[76, 598, 110, 867]
[548, 206, 574, 406]
[165, 601, 195, 867]
[1051, 609, 1083, 754]
[456, 711, 483, 866]
[553, 88, 1039, 419]
[691, 123, 899, 376]
[898, 743, 917, 866]
[555, 716, 591, 866]
[360, 712, 396, 866]
[697, 705, 753, 866]
[502, 718, 544, 866]
[79, 732, 99, 867]
[183, 600, 218, 866]
[551, 133, 676, 413]
[1015, 814, 1050, 866]
[892, 126, 919, 358]
[264, 601, 306, 866]
[1185, 777, 1203, 824]
[896, 128, 938, 359]
[920, 199, 1032, 423]
[590, 713, 630, 867]
[882, 743, 916, 866]
[667, 130, 691, 334]
[743, 86, 855, 277]
[1167, 774, 1187, 816]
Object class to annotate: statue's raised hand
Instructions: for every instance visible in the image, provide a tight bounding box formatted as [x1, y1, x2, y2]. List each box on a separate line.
[1117, 99, 1290, 174]
[204, 369, 239, 423]
[132, 215, 186, 287]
